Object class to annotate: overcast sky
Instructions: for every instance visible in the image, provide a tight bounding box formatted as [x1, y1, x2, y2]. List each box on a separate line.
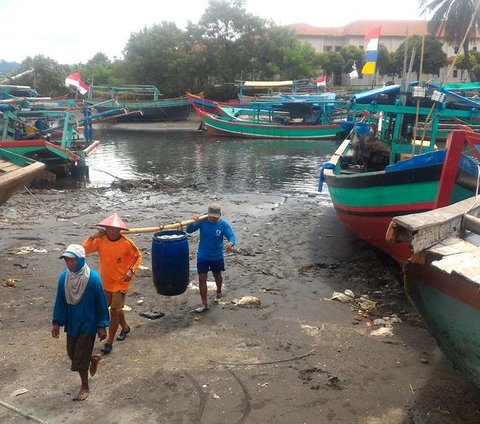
[0, 0, 425, 64]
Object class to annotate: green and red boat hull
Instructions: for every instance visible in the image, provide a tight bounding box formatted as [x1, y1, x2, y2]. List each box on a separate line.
[323, 132, 480, 264]
[195, 104, 351, 140]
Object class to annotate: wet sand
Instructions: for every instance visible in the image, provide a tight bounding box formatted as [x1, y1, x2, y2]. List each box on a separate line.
[1, 174, 480, 423]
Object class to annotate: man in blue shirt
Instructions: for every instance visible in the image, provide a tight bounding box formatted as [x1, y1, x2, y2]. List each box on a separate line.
[186, 204, 236, 313]
[52, 244, 110, 401]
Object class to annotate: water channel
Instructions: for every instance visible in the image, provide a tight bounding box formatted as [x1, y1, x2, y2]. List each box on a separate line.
[86, 127, 340, 196]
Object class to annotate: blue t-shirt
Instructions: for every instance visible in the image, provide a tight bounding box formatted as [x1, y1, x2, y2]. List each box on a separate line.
[52, 268, 110, 336]
[186, 219, 236, 261]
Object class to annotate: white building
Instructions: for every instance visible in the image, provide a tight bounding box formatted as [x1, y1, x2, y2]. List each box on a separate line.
[288, 20, 479, 86]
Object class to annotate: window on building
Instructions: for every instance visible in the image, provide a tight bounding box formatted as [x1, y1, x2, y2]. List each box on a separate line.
[473, 46, 478, 51]
[335, 46, 341, 52]
[325, 46, 332, 52]
[453, 69, 458, 78]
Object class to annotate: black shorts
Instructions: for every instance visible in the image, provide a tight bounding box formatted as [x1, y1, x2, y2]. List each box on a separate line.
[66, 334, 95, 372]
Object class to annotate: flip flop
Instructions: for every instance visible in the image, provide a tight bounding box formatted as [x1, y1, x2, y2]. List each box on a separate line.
[194, 305, 208, 313]
[139, 311, 165, 320]
[116, 327, 130, 341]
[101, 343, 112, 355]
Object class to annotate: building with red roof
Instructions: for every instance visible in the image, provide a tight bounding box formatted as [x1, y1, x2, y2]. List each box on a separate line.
[287, 20, 478, 85]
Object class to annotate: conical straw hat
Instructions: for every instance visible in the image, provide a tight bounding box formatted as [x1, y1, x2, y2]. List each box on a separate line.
[97, 213, 129, 230]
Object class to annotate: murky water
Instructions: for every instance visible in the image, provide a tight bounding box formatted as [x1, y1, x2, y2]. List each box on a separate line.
[87, 128, 339, 195]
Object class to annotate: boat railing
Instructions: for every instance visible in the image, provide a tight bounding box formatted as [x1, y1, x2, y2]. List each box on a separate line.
[87, 85, 163, 101]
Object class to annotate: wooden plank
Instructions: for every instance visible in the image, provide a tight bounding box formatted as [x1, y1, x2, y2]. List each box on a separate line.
[0, 162, 45, 190]
[387, 197, 480, 253]
[0, 159, 21, 173]
[431, 246, 480, 280]
[428, 236, 479, 256]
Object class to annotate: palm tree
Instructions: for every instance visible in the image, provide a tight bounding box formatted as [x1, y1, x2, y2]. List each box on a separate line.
[419, 0, 480, 81]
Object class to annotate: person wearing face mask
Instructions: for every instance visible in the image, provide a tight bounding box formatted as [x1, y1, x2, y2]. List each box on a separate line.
[83, 213, 142, 355]
[52, 244, 109, 401]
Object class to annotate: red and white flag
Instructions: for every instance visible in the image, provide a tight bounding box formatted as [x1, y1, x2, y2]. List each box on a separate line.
[315, 76, 326, 87]
[65, 72, 89, 95]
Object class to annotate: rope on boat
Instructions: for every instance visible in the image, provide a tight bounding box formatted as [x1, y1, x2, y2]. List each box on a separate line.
[84, 160, 125, 182]
[0, 399, 49, 424]
[23, 185, 58, 215]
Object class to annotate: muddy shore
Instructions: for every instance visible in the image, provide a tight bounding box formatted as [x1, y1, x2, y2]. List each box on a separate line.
[1, 158, 480, 423]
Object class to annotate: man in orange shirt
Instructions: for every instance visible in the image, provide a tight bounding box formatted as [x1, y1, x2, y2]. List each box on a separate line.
[83, 213, 142, 355]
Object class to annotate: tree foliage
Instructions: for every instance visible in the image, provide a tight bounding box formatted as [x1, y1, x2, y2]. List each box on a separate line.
[455, 50, 480, 81]
[420, 0, 480, 81]
[17, 55, 68, 97]
[339, 45, 364, 74]
[5, 0, 475, 97]
[376, 45, 394, 77]
[392, 35, 447, 78]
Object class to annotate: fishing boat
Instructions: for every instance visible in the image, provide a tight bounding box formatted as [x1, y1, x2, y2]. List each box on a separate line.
[0, 148, 45, 206]
[320, 83, 480, 265]
[86, 85, 191, 122]
[186, 91, 247, 114]
[0, 102, 124, 177]
[386, 193, 480, 389]
[193, 99, 352, 140]
[238, 79, 331, 103]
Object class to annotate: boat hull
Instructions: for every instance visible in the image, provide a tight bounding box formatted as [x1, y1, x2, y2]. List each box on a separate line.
[405, 262, 480, 388]
[201, 112, 350, 140]
[90, 97, 192, 122]
[324, 142, 478, 264]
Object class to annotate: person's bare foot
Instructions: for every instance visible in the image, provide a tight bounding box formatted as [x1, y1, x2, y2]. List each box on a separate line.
[90, 354, 101, 377]
[73, 388, 90, 401]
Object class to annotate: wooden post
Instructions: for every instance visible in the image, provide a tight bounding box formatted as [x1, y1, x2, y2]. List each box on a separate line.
[435, 130, 466, 208]
[122, 214, 209, 234]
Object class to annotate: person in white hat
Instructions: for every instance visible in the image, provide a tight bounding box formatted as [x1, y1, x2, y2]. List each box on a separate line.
[52, 244, 110, 401]
[83, 213, 142, 355]
[186, 203, 236, 313]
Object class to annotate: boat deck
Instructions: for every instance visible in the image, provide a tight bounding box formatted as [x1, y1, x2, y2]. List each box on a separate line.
[0, 155, 46, 206]
[387, 196, 480, 281]
[0, 157, 21, 174]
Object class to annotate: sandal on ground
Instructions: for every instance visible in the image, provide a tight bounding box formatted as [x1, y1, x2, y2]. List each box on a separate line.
[194, 305, 208, 313]
[116, 327, 130, 341]
[101, 343, 112, 355]
[214, 292, 222, 302]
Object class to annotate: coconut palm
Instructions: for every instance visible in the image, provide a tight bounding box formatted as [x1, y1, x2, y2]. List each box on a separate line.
[419, 0, 480, 81]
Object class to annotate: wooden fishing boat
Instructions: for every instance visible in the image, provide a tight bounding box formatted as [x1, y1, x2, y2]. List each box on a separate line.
[186, 91, 248, 115]
[387, 194, 480, 389]
[320, 83, 480, 265]
[193, 100, 352, 140]
[0, 148, 45, 206]
[0, 103, 111, 177]
[237, 79, 331, 103]
[86, 85, 191, 122]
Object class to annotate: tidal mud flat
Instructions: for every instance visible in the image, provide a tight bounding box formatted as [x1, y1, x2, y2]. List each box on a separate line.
[1, 184, 479, 424]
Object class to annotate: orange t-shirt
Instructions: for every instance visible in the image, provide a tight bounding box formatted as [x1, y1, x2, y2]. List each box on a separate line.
[83, 235, 142, 292]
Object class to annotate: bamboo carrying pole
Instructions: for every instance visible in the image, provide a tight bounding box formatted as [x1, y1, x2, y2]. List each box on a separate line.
[122, 214, 209, 234]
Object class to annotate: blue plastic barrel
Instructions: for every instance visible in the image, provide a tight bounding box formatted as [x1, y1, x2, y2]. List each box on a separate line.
[354, 122, 370, 136]
[151, 230, 189, 296]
